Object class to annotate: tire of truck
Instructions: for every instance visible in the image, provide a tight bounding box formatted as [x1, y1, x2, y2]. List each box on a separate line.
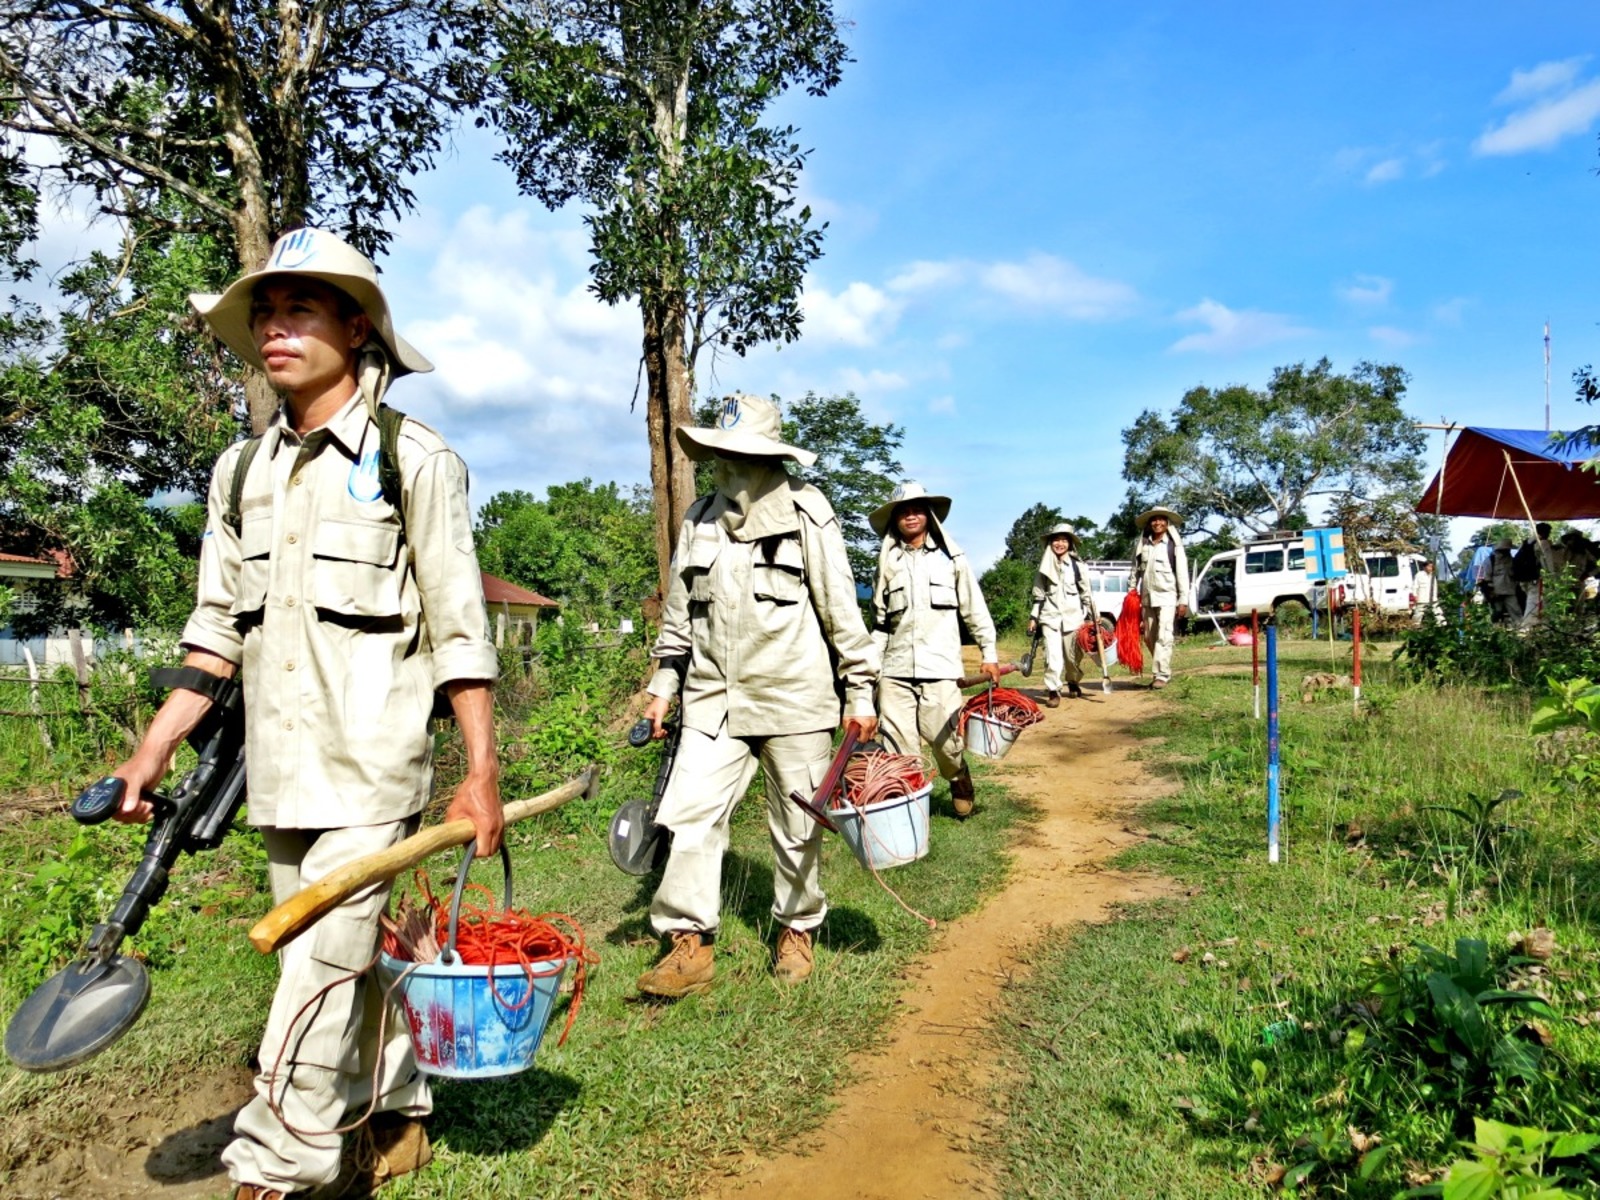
[1271, 596, 1312, 632]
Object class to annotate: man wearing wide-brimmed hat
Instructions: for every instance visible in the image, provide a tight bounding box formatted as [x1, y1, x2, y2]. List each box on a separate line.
[637, 394, 880, 998]
[1029, 523, 1097, 706]
[869, 482, 1001, 818]
[1129, 506, 1190, 689]
[109, 228, 501, 1199]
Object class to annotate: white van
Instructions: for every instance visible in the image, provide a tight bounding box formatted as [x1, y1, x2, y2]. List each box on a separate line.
[1081, 560, 1132, 625]
[1191, 533, 1316, 624]
[1358, 550, 1428, 615]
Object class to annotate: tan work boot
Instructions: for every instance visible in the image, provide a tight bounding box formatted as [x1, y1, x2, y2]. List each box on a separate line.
[637, 930, 715, 997]
[234, 1188, 293, 1200]
[329, 1112, 431, 1197]
[950, 766, 976, 819]
[1044, 692, 1061, 708]
[773, 927, 814, 983]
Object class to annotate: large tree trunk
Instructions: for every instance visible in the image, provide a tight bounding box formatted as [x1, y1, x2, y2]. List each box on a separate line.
[643, 296, 698, 597]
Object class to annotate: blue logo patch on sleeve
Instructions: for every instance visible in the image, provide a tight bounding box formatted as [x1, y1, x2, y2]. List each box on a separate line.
[348, 450, 384, 502]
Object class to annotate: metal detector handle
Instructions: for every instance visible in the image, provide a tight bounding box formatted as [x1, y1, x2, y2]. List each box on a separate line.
[442, 839, 514, 965]
[627, 719, 654, 748]
[71, 777, 127, 826]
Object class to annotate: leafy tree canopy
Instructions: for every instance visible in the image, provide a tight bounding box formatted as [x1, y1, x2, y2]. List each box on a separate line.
[1122, 358, 1426, 540]
[475, 480, 657, 622]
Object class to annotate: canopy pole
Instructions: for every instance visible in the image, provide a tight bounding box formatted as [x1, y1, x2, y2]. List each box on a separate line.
[1501, 449, 1541, 540]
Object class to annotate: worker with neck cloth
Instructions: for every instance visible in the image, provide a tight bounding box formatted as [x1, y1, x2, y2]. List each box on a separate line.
[637, 394, 880, 998]
[1028, 522, 1096, 707]
[1130, 505, 1190, 689]
[870, 482, 1001, 817]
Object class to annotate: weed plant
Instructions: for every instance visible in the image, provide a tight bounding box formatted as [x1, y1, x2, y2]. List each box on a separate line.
[996, 639, 1600, 1199]
[1397, 579, 1600, 688]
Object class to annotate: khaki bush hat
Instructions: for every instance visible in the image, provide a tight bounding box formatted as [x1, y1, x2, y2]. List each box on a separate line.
[1042, 522, 1081, 549]
[676, 394, 817, 467]
[1136, 506, 1183, 529]
[870, 481, 953, 537]
[189, 227, 433, 377]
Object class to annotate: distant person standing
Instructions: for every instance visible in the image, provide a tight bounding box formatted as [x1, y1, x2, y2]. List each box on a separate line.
[1413, 559, 1442, 625]
[1129, 507, 1190, 690]
[869, 482, 1001, 818]
[1487, 538, 1521, 624]
[1028, 522, 1096, 707]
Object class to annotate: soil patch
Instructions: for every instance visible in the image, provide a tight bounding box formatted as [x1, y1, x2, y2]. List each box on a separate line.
[705, 680, 1173, 1199]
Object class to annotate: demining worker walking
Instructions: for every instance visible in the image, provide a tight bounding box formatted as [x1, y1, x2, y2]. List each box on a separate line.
[637, 394, 880, 999]
[108, 229, 502, 1200]
[869, 481, 1002, 818]
[1130, 506, 1190, 690]
[1028, 522, 1097, 708]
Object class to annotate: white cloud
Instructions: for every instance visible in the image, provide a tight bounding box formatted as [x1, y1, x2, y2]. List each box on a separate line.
[800, 279, 903, 347]
[887, 260, 965, 293]
[1339, 274, 1393, 307]
[1368, 325, 1419, 348]
[1365, 158, 1405, 184]
[978, 253, 1138, 319]
[1169, 298, 1310, 355]
[1475, 61, 1600, 155]
[1432, 296, 1472, 325]
[837, 367, 910, 394]
[928, 394, 957, 415]
[1497, 57, 1590, 104]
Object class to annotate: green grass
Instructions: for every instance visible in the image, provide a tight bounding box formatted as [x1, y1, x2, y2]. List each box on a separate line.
[0, 698, 1027, 1197]
[993, 635, 1600, 1199]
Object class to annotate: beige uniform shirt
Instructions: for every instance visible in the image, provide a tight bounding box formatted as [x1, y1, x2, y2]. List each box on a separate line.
[648, 483, 879, 738]
[873, 536, 997, 679]
[1130, 533, 1190, 607]
[180, 393, 498, 828]
[1031, 549, 1095, 630]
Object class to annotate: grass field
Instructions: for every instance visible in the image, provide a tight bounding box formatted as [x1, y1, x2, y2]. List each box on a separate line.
[993, 634, 1600, 1198]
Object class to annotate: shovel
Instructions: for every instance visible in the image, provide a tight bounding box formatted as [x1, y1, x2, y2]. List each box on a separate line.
[1091, 619, 1113, 694]
[787, 722, 866, 832]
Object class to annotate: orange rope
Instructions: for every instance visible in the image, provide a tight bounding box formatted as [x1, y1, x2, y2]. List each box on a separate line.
[1115, 591, 1144, 675]
[957, 687, 1044, 736]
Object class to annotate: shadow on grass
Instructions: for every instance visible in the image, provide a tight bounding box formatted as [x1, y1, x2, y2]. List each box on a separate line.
[430, 1067, 582, 1155]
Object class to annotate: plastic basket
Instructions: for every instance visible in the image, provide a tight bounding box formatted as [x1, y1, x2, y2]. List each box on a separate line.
[832, 783, 931, 870]
[378, 844, 569, 1080]
[965, 712, 1020, 760]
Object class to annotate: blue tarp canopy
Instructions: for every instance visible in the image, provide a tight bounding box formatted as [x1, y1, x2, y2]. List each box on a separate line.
[1417, 426, 1600, 520]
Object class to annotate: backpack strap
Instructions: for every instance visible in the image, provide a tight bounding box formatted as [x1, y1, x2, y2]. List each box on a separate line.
[376, 403, 407, 518]
[224, 435, 266, 533]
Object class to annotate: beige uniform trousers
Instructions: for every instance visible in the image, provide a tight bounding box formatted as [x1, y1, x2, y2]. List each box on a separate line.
[224, 820, 429, 1194]
[1142, 605, 1177, 681]
[878, 676, 964, 780]
[650, 725, 832, 936]
[1042, 623, 1089, 693]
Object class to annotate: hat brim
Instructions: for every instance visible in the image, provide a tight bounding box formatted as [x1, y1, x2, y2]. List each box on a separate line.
[189, 269, 432, 378]
[1136, 507, 1183, 529]
[676, 425, 817, 468]
[1042, 529, 1081, 549]
[870, 494, 952, 537]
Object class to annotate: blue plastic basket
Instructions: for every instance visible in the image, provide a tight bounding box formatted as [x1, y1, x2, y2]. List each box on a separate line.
[378, 843, 569, 1080]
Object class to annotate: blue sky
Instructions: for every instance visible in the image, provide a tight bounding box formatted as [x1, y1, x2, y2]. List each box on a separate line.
[31, 2, 1600, 567]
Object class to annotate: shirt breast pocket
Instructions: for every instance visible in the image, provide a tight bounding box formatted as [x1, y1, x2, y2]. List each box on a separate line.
[752, 537, 806, 605]
[929, 580, 958, 609]
[684, 532, 722, 604]
[230, 512, 273, 617]
[312, 517, 404, 618]
[883, 581, 910, 617]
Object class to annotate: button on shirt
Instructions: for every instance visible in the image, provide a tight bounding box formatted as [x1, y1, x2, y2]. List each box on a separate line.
[873, 537, 997, 679]
[648, 485, 879, 738]
[180, 393, 497, 828]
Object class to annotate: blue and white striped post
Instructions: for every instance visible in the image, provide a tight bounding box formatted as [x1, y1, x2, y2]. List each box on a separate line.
[1266, 622, 1281, 864]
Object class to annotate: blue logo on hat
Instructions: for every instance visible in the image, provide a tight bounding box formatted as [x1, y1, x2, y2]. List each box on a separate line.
[348, 449, 383, 503]
[719, 397, 742, 430]
[271, 229, 318, 270]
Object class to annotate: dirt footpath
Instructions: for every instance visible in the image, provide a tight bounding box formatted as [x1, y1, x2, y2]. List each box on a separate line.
[706, 681, 1172, 1199]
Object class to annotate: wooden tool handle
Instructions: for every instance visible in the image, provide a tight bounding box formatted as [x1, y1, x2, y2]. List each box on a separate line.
[247, 768, 598, 955]
[956, 662, 1019, 689]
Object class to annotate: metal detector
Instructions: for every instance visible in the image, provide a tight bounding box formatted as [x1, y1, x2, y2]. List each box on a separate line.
[607, 719, 679, 876]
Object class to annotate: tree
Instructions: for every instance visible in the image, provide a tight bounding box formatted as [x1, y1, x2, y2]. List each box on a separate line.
[475, 480, 658, 621]
[1122, 358, 1426, 540]
[492, 1, 849, 594]
[1, 228, 236, 632]
[977, 503, 1061, 634]
[2, 0, 490, 429]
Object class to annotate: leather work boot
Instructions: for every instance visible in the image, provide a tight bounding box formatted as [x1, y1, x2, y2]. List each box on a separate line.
[1044, 692, 1061, 708]
[1152, 677, 1169, 691]
[234, 1188, 293, 1200]
[773, 927, 814, 983]
[637, 930, 715, 997]
[950, 766, 976, 819]
[329, 1113, 432, 1197]
[1067, 682, 1084, 699]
